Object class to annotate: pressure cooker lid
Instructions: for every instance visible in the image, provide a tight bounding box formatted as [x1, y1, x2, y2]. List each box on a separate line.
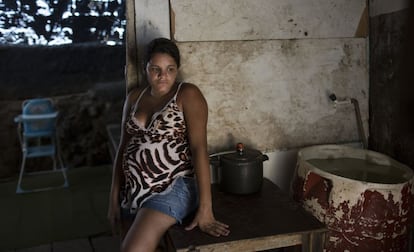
[221, 143, 263, 162]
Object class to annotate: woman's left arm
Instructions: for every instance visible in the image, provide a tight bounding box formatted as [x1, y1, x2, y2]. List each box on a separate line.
[179, 83, 229, 237]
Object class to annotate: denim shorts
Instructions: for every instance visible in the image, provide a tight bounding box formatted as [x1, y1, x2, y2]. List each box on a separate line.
[121, 176, 199, 224]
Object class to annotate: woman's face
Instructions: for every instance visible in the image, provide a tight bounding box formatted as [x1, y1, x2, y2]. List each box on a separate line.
[145, 52, 178, 96]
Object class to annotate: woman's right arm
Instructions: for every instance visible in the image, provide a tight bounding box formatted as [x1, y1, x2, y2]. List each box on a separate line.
[107, 89, 137, 235]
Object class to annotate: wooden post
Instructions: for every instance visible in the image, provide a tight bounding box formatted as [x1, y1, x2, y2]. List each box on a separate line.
[124, 0, 171, 92]
[125, 0, 138, 93]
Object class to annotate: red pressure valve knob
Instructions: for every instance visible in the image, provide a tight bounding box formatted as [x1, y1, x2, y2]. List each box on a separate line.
[236, 142, 244, 155]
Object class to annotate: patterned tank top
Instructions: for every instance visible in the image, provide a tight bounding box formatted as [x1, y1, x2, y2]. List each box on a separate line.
[120, 82, 194, 213]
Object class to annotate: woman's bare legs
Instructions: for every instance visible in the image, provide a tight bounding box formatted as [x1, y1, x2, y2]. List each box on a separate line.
[120, 218, 133, 241]
[121, 208, 177, 252]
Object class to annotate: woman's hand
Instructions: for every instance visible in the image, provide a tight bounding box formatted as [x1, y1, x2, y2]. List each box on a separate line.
[185, 207, 230, 237]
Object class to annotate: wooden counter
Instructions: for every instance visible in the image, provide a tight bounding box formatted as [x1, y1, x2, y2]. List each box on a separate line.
[169, 179, 326, 252]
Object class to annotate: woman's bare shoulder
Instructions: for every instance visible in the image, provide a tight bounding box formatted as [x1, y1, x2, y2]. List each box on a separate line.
[179, 82, 204, 97]
[126, 85, 147, 104]
[178, 82, 207, 110]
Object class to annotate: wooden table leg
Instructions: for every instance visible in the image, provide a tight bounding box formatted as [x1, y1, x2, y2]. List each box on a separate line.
[160, 231, 176, 252]
[301, 231, 325, 252]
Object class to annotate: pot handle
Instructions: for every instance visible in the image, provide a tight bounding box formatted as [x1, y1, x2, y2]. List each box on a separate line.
[262, 154, 269, 162]
[209, 155, 220, 167]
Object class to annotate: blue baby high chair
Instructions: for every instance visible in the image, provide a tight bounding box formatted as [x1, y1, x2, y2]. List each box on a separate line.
[14, 98, 69, 193]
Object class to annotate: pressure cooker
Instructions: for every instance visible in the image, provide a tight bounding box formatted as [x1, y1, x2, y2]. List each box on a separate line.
[210, 143, 269, 194]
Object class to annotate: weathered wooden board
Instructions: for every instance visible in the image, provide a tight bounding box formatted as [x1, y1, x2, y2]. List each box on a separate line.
[127, 0, 171, 90]
[134, 0, 170, 50]
[171, 0, 366, 41]
[176, 233, 303, 252]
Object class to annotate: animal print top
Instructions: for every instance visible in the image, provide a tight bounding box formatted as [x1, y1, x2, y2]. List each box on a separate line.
[120, 82, 194, 213]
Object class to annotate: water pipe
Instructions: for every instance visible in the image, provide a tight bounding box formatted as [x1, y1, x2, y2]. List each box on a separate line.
[329, 93, 368, 149]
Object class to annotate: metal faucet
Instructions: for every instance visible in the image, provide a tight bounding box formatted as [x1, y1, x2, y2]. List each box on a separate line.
[329, 93, 368, 149]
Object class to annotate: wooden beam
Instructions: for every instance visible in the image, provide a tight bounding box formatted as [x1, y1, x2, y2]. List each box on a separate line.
[125, 0, 138, 92]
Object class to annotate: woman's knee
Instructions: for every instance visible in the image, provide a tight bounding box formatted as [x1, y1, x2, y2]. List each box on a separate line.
[121, 208, 176, 252]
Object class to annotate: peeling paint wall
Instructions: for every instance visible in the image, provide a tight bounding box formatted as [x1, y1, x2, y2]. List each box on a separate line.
[178, 39, 368, 152]
[170, 0, 368, 152]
